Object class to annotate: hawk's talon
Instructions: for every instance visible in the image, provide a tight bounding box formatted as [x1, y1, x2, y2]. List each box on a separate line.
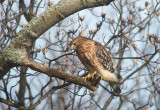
[83, 71, 101, 86]
[91, 71, 97, 78]
[83, 73, 91, 81]
[83, 71, 98, 81]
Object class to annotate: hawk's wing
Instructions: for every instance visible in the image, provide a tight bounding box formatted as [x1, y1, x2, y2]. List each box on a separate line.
[95, 42, 117, 73]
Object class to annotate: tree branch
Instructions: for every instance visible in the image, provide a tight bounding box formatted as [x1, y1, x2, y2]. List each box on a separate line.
[0, 83, 71, 109]
[21, 57, 100, 91]
[124, 50, 159, 81]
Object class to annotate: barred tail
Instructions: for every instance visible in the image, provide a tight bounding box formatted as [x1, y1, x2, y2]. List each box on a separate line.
[109, 82, 121, 94]
[109, 74, 123, 94]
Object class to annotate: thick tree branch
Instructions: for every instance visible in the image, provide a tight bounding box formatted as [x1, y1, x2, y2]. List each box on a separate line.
[21, 57, 100, 91]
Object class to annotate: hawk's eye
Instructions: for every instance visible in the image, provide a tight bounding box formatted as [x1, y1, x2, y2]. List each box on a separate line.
[73, 43, 76, 45]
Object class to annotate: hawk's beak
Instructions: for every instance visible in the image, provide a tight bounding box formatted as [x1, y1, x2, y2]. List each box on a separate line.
[70, 45, 74, 50]
[66, 45, 73, 51]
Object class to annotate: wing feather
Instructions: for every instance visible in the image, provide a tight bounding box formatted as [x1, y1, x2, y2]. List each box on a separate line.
[95, 42, 116, 73]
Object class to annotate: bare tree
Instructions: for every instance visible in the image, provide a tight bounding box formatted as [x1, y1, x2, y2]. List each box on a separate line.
[0, 0, 160, 110]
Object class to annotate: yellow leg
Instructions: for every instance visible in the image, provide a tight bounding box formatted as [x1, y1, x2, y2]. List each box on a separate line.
[83, 73, 91, 81]
[83, 71, 97, 81]
[83, 71, 101, 86]
[91, 71, 97, 78]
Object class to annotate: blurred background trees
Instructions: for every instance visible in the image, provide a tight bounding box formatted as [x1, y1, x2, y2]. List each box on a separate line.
[0, 0, 160, 109]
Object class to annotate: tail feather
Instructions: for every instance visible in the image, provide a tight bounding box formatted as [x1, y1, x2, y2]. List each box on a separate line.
[109, 82, 121, 94]
[109, 74, 123, 94]
[117, 74, 123, 83]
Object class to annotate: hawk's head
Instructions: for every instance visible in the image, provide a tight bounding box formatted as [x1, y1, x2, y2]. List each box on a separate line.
[70, 36, 89, 50]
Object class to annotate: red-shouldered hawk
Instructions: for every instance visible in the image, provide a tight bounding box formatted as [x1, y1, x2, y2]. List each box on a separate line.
[70, 36, 122, 94]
